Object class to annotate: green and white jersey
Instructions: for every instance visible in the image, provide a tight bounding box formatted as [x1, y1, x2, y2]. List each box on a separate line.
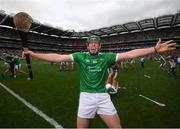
[13, 55, 20, 65]
[160, 56, 166, 64]
[72, 52, 117, 93]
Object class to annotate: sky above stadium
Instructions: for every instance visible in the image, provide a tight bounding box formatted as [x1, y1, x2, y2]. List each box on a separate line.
[0, 0, 180, 32]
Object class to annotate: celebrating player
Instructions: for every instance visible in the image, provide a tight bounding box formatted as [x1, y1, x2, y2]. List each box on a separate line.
[23, 35, 176, 128]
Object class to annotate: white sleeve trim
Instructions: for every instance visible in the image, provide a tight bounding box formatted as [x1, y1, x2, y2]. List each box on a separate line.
[115, 53, 119, 62]
[70, 54, 74, 62]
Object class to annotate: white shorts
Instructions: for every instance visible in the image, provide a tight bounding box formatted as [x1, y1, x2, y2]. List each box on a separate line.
[4, 62, 10, 68]
[78, 92, 117, 119]
[15, 64, 21, 69]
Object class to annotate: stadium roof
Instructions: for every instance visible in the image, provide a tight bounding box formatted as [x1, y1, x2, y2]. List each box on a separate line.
[0, 10, 180, 39]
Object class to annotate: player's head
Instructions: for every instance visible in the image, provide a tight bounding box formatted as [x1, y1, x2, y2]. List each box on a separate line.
[86, 35, 101, 55]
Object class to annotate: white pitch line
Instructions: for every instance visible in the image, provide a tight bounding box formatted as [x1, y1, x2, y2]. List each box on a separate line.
[0, 82, 63, 129]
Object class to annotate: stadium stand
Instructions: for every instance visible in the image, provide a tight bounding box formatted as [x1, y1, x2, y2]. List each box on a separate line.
[0, 9, 180, 54]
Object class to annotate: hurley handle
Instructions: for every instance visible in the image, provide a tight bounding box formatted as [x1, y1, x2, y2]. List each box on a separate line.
[19, 30, 33, 79]
[24, 51, 33, 79]
[13, 12, 33, 79]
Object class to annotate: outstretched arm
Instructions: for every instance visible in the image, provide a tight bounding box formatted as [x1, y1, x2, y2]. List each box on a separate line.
[116, 38, 176, 61]
[22, 51, 73, 62]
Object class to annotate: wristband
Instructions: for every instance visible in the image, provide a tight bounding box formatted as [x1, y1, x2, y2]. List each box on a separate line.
[154, 47, 158, 53]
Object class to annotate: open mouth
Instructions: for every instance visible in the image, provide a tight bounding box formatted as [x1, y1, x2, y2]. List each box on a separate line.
[91, 48, 96, 50]
[90, 48, 97, 53]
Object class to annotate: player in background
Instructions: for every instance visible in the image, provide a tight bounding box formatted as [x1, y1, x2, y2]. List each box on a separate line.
[106, 63, 124, 95]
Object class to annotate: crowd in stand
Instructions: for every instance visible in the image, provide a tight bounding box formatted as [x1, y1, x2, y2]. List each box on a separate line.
[1, 25, 180, 53]
[0, 25, 180, 80]
[101, 27, 180, 44]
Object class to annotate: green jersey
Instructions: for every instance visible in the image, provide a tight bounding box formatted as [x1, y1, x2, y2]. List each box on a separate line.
[160, 57, 166, 64]
[72, 52, 117, 93]
[14, 56, 20, 65]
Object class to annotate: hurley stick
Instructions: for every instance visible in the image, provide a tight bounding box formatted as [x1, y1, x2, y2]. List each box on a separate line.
[13, 12, 33, 79]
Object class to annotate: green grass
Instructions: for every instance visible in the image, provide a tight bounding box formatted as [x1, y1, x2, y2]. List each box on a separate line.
[0, 59, 180, 128]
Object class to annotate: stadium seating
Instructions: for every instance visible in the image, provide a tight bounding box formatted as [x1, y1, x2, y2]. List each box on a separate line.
[0, 10, 180, 53]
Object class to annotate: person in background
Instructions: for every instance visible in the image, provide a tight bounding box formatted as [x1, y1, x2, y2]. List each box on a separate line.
[168, 57, 177, 76]
[140, 56, 146, 68]
[106, 63, 123, 95]
[177, 55, 180, 67]
[159, 55, 167, 71]
[1, 53, 15, 78]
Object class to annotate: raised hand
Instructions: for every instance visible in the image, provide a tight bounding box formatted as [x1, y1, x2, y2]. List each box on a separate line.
[155, 38, 176, 53]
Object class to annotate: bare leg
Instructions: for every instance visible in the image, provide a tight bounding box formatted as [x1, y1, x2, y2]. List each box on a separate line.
[77, 116, 90, 128]
[99, 113, 122, 128]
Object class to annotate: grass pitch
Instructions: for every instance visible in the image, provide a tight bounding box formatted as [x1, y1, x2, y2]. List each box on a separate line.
[0, 59, 180, 128]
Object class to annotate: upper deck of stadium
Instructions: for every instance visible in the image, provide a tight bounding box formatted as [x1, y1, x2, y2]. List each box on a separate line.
[0, 9, 180, 39]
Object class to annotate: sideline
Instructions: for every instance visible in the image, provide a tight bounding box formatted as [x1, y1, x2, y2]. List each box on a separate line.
[0, 82, 63, 128]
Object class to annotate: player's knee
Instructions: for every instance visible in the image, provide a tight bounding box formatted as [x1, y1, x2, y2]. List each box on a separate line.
[77, 117, 89, 128]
